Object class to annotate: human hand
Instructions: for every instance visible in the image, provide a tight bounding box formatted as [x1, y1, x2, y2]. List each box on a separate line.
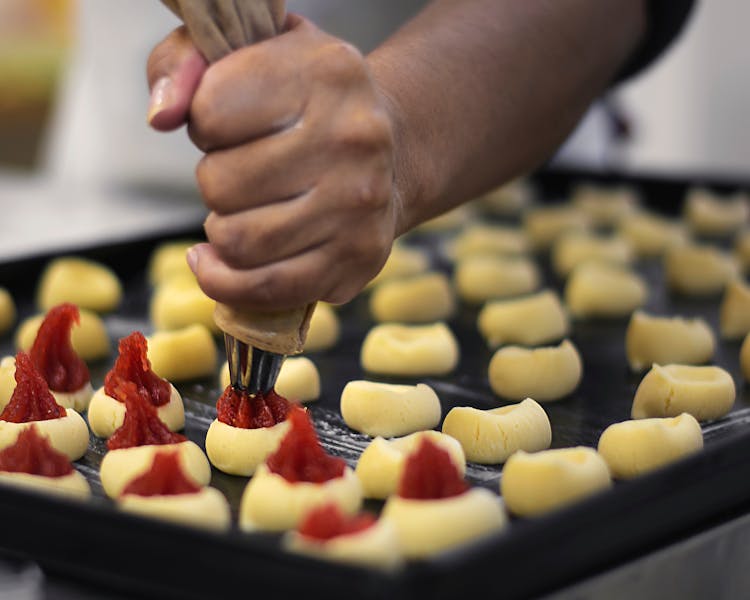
[147, 15, 400, 311]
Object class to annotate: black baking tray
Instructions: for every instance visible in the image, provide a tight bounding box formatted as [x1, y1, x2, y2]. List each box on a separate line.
[1, 170, 750, 600]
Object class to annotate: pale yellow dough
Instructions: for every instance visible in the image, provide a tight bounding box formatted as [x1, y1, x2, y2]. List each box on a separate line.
[0, 409, 89, 461]
[88, 384, 185, 438]
[618, 212, 688, 258]
[16, 309, 111, 361]
[150, 274, 218, 334]
[454, 255, 540, 304]
[100, 441, 210, 498]
[341, 381, 441, 437]
[684, 188, 749, 237]
[355, 431, 465, 499]
[500, 447, 612, 517]
[382, 488, 506, 558]
[475, 179, 533, 217]
[740, 332, 750, 382]
[0, 288, 16, 335]
[0, 356, 15, 411]
[571, 184, 639, 227]
[565, 262, 647, 319]
[285, 517, 402, 571]
[304, 303, 340, 352]
[367, 244, 429, 288]
[597, 414, 703, 479]
[664, 244, 738, 296]
[360, 322, 459, 376]
[239, 464, 362, 532]
[478, 290, 569, 348]
[147, 324, 217, 382]
[147, 240, 199, 285]
[415, 205, 473, 233]
[449, 224, 529, 260]
[220, 357, 321, 403]
[734, 230, 750, 273]
[119, 487, 231, 531]
[720, 278, 750, 339]
[37, 257, 122, 313]
[625, 311, 715, 371]
[52, 382, 94, 413]
[632, 364, 735, 421]
[442, 398, 551, 464]
[369, 272, 455, 324]
[0, 470, 90, 499]
[523, 206, 590, 251]
[205, 419, 290, 476]
[551, 232, 633, 278]
[488, 340, 582, 402]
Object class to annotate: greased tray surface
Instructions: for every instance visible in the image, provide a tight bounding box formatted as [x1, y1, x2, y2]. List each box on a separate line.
[2, 172, 750, 600]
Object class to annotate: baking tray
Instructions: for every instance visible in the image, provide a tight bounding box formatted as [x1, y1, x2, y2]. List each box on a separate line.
[1, 171, 750, 600]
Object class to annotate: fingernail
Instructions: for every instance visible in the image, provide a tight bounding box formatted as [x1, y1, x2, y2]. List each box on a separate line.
[186, 245, 200, 274]
[147, 77, 173, 124]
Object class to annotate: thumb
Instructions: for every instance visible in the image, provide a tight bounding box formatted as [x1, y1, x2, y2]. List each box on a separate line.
[147, 27, 207, 131]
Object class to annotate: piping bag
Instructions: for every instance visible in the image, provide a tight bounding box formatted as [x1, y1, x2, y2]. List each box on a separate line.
[160, 0, 316, 393]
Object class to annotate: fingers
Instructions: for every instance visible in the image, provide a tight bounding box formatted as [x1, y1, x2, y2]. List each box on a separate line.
[147, 27, 208, 131]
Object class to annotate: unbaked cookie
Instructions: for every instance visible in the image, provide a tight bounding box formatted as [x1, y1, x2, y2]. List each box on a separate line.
[37, 257, 122, 313]
[475, 179, 533, 217]
[597, 414, 703, 479]
[551, 232, 633, 278]
[360, 322, 459, 376]
[625, 311, 715, 371]
[304, 303, 340, 352]
[341, 381, 441, 437]
[449, 224, 529, 260]
[0, 288, 16, 336]
[571, 184, 639, 227]
[684, 188, 749, 237]
[147, 324, 218, 382]
[478, 290, 569, 348]
[220, 356, 321, 403]
[16, 309, 111, 362]
[367, 243, 429, 288]
[442, 398, 551, 464]
[369, 272, 456, 323]
[523, 206, 590, 251]
[734, 230, 750, 273]
[664, 243, 738, 296]
[500, 447, 612, 517]
[720, 278, 750, 339]
[150, 274, 218, 334]
[147, 240, 199, 285]
[618, 212, 688, 258]
[565, 262, 647, 319]
[454, 255, 540, 304]
[632, 364, 735, 421]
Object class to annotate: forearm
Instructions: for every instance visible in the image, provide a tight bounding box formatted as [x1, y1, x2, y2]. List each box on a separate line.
[368, 0, 646, 234]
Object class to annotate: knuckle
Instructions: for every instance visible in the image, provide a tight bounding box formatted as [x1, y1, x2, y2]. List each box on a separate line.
[347, 175, 390, 213]
[333, 110, 393, 155]
[310, 41, 365, 84]
[204, 215, 244, 266]
[189, 79, 223, 150]
[195, 155, 228, 212]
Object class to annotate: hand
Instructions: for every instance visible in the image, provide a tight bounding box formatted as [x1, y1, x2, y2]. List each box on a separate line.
[147, 16, 399, 311]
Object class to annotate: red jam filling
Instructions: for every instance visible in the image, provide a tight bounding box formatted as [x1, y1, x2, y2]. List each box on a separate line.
[398, 438, 469, 500]
[29, 303, 89, 393]
[104, 332, 171, 407]
[0, 352, 66, 423]
[121, 451, 200, 497]
[298, 503, 376, 542]
[107, 380, 186, 450]
[0, 425, 73, 477]
[216, 386, 291, 429]
[266, 407, 345, 484]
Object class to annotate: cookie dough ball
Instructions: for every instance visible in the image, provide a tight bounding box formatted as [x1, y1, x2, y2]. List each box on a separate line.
[37, 257, 122, 313]
[740, 333, 750, 382]
[367, 244, 429, 288]
[15, 309, 111, 361]
[523, 206, 590, 251]
[632, 364, 735, 421]
[119, 486, 230, 530]
[341, 381, 441, 438]
[355, 431, 465, 499]
[369, 272, 456, 324]
[618, 212, 688, 258]
[476, 179, 533, 217]
[88, 384, 185, 438]
[150, 274, 218, 334]
[0, 289, 16, 336]
[147, 325, 217, 382]
[551, 232, 633, 278]
[597, 414, 703, 479]
[454, 255, 540, 304]
[205, 419, 290, 477]
[625, 311, 715, 371]
[221, 357, 321, 403]
[0, 409, 89, 461]
[415, 205, 473, 233]
[360, 323, 459, 377]
[571, 184, 639, 227]
[684, 188, 749, 237]
[147, 240, 198, 285]
[442, 398, 551, 464]
[100, 441, 210, 498]
[734, 230, 750, 273]
[478, 290, 569, 348]
[565, 262, 647, 319]
[0, 469, 91, 499]
[488, 340, 582, 402]
[382, 487, 506, 558]
[0, 357, 16, 411]
[664, 243, 738, 296]
[450, 224, 529, 260]
[239, 464, 362, 532]
[501, 447, 612, 517]
[720, 278, 750, 339]
[304, 303, 340, 352]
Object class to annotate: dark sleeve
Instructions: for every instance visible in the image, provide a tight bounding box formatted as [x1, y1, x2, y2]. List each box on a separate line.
[614, 0, 697, 83]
